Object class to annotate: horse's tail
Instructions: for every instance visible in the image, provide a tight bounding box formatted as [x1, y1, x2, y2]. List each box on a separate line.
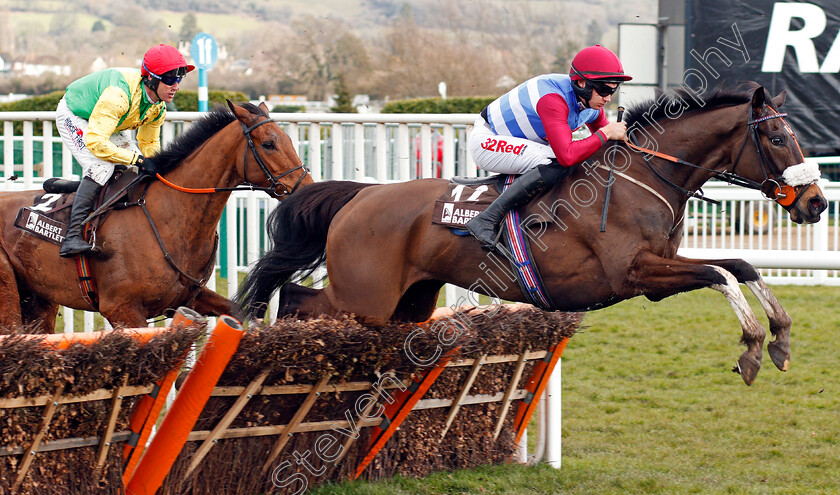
[236, 180, 374, 319]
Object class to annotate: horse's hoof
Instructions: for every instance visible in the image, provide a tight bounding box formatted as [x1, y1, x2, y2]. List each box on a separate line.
[733, 353, 761, 385]
[767, 340, 790, 372]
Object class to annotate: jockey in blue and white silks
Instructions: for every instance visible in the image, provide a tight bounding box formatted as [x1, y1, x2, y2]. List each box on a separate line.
[466, 44, 633, 249]
[485, 73, 601, 143]
[473, 73, 608, 174]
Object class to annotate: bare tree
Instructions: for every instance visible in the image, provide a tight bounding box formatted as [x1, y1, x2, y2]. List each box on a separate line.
[286, 16, 371, 100]
[366, 0, 587, 99]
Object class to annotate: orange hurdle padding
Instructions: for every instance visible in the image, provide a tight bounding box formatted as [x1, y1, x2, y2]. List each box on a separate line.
[122, 307, 203, 481]
[0, 328, 170, 349]
[512, 337, 569, 445]
[126, 315, 244, 495]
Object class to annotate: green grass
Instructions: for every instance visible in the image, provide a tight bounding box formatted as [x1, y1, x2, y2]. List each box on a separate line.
[308, 285, 840, 495]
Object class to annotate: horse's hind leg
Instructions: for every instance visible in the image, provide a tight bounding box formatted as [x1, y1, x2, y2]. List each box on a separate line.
[277, 282, 341, 320]
[0, 252, 23, 332]
[675, 256, 791, 372]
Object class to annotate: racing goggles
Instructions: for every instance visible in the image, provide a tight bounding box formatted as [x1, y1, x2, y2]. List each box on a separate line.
[145, 65, 188, 86]
[589, 81, 619, 97]
[571, 64, 621, 97]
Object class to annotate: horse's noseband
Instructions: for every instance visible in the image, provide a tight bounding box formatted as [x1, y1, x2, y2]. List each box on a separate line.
[240, 118, 309, 198]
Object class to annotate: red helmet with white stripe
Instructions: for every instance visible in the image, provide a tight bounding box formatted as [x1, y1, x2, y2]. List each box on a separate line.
[570, 45, 632, 83]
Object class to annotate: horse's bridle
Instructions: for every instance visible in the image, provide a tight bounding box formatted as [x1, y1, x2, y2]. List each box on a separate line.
[728, 107, 808, 208]
[624, 104, 815, 210]
[155, 117, 309, 198]
[239, 118, 309, 198]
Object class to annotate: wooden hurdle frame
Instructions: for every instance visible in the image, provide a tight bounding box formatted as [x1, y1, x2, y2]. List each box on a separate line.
[172, 339, 570, 482]
[0, 307, 204, 492]
[2, 307, 574, 493]
[0, 379, 147, 491]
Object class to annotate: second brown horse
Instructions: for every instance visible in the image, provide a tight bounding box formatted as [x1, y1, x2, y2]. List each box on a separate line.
[0, 101, 312, 332]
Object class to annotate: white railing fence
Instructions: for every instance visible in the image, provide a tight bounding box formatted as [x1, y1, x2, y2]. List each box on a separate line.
[2, 110, 839, 332]
[679, 180, 840, 285]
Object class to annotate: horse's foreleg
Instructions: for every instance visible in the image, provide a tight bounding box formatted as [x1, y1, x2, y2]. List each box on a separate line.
[630, 252, 765, 385]
[189, 287, 240, 320]
[674, 255, 791, 372]
[101, 302, 151, 329]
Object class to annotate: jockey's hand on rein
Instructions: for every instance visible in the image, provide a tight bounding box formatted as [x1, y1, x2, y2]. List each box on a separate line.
[137, 156, 159, 176]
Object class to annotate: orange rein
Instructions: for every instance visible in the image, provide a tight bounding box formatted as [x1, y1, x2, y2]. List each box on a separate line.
[154, 173, 218, 194]
[623, 138, 683, 164]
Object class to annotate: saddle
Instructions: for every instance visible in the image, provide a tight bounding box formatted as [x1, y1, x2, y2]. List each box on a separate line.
[14, 167, 148, 246]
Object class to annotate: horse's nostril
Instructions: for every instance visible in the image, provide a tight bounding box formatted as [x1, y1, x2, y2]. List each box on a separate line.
[810, 196, 828, 213]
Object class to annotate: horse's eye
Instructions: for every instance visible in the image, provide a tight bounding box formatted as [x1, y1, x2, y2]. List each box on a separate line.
[261, 141, 277, 150]
[771, 136, 784, 146]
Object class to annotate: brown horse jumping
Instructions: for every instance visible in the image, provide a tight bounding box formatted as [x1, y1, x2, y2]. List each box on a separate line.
[0, 101, 311, 332]
[237, 83, 827, 385]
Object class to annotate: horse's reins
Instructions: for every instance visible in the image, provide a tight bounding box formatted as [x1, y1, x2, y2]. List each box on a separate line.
[154, 117, 310, 198]
[137, 117, 308, 291]
[136, 183, 218, 290]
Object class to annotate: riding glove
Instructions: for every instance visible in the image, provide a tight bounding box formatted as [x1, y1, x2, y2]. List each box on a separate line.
[137, 156, 160, 176]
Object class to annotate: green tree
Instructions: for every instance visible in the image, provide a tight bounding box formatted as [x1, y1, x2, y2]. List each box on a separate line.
[179, 13, 199, 42]
[91, 20, 106, 33]
[330, 74, 356, 113]
[550, 39, 582, 74]
[585, 20, 602, 46]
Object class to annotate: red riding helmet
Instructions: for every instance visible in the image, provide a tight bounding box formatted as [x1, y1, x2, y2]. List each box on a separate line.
[141, 44, 195, 77]
[570, 45, 632, 83]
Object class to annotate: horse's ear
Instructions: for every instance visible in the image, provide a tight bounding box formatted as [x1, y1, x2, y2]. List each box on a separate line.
[259, 101, 270, 115]
[750, 86, 766, 115]
[226, 99, 251, 122]
[772, 90, 787, 108]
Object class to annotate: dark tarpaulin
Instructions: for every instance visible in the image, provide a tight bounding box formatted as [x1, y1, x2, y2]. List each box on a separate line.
[686, 0, 840, 155]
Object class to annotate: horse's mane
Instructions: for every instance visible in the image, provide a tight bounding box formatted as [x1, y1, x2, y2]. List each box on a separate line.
[153, 102, 267, 174]
[623, 81, 761, 130]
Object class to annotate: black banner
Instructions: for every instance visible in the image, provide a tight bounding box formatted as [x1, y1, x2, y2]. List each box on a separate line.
[686, 0, 840, 155]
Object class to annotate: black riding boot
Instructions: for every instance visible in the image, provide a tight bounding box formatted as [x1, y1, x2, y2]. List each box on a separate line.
[59, 177, 103, 257]
[465, 163, 571, 249]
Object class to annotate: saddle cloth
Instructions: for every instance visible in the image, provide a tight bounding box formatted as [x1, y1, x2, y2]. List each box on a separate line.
[431, 177, 500, 229]
[13, 169, 137, 246]
[432, 175, 556, 311]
